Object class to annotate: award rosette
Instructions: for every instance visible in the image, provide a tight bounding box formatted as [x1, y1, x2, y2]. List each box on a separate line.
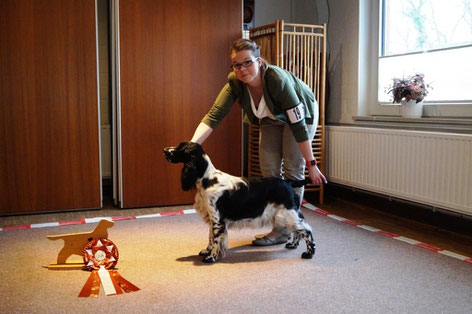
[78, 238, 139, 297]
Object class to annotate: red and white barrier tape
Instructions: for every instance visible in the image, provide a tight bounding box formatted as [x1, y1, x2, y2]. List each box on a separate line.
[0, 209, 196, 231]
[300, 201, 472, 264]
[1, 203, 470, 264]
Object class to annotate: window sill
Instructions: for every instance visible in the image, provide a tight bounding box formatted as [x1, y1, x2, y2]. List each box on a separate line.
[352, 116, 472, 134]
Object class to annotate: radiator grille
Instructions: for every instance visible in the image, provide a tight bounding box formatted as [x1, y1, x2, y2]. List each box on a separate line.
[327, 126, 472, 215]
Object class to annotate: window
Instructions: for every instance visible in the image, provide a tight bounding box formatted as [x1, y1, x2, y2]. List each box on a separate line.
[378, 0, 472, 105]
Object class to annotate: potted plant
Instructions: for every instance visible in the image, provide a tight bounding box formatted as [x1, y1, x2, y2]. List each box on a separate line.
[386, 73, 430, 118]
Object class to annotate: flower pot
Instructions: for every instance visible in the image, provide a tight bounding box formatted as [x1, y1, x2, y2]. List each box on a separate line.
[401, 99, 423, 118]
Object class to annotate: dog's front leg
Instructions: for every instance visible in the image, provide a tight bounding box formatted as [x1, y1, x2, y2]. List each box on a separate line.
[199, 225, 213, 257]
[202, 220, 227, 263]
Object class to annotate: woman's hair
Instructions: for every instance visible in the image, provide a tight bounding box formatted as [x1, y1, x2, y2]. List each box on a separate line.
[230, 39, 268, 71]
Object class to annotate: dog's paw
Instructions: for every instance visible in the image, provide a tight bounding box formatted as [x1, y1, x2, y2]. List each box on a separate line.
[285, 242, 299, 249]
[199, 249, 211, 257]
[202, 255, 217, 263]
[301, 251, 314, 259]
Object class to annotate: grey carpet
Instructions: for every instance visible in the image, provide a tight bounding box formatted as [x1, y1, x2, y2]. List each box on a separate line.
[0, 209, 471, 313]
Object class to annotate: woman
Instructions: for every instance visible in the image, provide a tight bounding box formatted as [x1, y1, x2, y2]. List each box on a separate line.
[190, 39, 326, 246]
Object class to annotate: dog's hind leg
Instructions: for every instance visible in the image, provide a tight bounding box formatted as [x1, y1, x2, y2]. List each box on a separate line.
[280, 210, 316, 259]
[275, 209, 301, 249]
[285, 232, 301, 249]
[293, 216, 316, 259]
[299, 228, 316, 259]
[287, 227, 316, 259]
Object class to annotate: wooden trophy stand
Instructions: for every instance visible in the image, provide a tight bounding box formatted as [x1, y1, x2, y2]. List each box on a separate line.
[47, 219, 115, 270]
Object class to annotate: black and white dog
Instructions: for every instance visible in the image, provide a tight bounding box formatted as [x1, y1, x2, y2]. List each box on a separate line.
[164, 141, 315, 263]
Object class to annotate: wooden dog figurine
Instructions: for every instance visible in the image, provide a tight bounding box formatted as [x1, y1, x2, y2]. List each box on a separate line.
[47, 219, 115, 269]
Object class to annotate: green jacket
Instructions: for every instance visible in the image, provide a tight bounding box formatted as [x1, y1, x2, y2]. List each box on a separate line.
[201, 65, 316, 143]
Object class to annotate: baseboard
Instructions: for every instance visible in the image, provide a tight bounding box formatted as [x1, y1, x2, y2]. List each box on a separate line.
[310, 183, 472, 237]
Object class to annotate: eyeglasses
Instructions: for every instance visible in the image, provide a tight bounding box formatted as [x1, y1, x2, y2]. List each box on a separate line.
[231, 57, 259, 71]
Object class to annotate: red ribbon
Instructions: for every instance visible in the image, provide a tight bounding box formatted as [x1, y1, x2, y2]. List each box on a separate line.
[78, 238, 139, 297]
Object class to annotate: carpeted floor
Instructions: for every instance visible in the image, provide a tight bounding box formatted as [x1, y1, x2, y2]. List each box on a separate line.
[1, 208, 471, 313]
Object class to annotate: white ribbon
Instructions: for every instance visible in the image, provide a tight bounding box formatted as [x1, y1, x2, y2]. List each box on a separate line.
[98, 266, 117, 295]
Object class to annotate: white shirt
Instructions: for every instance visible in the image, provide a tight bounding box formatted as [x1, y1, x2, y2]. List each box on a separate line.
[248, 88, 276, 120]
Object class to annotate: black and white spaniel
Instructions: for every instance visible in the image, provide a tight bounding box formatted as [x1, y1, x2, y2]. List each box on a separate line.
[164, 141, 315, 263]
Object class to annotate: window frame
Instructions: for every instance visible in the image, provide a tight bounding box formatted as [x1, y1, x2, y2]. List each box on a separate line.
[365, 0, 472, 118]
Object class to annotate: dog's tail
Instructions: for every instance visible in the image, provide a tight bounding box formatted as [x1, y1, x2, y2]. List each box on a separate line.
[286, 178, 312, 188]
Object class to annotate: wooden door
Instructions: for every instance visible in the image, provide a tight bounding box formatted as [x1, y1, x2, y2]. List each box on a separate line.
[0, 0, 101, 214]
[118, 0, 242, 208]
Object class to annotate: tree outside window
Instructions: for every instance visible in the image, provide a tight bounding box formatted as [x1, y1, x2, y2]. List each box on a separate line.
[378, 0, 472, 104]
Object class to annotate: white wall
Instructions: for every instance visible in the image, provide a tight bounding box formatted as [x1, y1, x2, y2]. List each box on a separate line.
[254, 0, 318, 26]
[324, 0, 362, 124]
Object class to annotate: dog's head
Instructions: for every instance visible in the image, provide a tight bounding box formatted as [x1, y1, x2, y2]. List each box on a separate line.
[164, 141, 205, 164]
[163, 142, 208, 191]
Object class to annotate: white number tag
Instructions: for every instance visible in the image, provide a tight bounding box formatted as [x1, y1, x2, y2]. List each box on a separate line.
[286, 103, 305, 124]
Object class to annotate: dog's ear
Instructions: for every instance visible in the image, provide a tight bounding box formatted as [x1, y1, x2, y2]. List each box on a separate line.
[177, 141, 191, 150]
[183, 142, 204, 156]
[181, 161, 199, 191]
[194, 156, 209, 178]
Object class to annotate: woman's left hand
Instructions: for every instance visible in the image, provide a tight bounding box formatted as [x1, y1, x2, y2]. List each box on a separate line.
[308, 165, 327, 186]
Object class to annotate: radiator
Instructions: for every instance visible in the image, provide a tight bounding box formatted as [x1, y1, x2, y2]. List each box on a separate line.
[327, 126, 472, 216]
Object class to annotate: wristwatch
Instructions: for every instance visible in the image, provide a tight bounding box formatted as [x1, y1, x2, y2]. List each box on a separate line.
[306, 159, 317, 168]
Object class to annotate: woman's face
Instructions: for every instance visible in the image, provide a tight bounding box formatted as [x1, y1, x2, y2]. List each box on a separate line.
[230, 49, 262, 86]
